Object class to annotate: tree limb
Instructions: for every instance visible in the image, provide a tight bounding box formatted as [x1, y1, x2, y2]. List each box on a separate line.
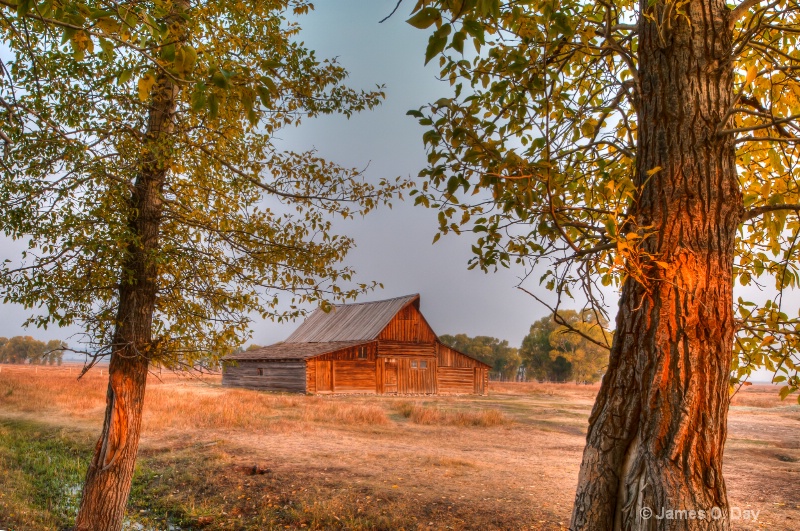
[518, 286, 612, 351]
[379, 0, 404, 23]
[744, 203, 800, 221]
[730, 0, 766, 27]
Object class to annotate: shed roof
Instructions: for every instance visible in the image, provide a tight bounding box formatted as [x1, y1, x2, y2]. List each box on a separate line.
[225, 341, 370, 361]
[284, 294, 422, 343]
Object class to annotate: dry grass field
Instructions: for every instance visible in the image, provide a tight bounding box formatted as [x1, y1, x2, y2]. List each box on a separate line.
[0, 364, 798, 530]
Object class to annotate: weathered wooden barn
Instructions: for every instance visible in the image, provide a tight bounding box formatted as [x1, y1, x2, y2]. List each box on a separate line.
[222, 294, 490, 395]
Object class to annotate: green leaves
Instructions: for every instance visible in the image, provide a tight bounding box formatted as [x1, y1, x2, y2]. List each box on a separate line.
[16, 0, 34, 17]
[0, 0, 406, 369]
[476, 0, 500, 18]
[406, 0, 800, 400]
[174, 45, 197, 76]
[210, 68, 232, 89]
[407, 8, 442, 29]
[425, 24, 451, 64]
[190, 82, 207, 111]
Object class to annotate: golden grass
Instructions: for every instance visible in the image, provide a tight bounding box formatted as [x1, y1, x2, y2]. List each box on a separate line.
[730, 385, 788, 408]
[0, 365, 391, 433]
[395, 401, 508, 427]
[490, 380, 601, 399]
[0, 365, 107, 416]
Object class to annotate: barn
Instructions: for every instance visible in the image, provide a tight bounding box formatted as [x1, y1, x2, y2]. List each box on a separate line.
[222, 294, 490, 395]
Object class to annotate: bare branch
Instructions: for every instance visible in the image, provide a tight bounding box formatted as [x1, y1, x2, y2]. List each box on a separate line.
[744, 203, 800, 221]
[735, 135, 800, 144]
[718, 112, 800, 136]
[518, 286, 612, 351]
[379, 0, 404, 23]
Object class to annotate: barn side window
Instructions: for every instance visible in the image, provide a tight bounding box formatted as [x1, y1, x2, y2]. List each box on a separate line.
[358, 346, 367, 359]
[257, 368, 264, 376]
[420, 360, 427, 369]
[411, 360, 418, 369]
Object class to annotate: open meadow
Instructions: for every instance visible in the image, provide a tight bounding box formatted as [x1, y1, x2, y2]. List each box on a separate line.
[0, 364, 798, 530]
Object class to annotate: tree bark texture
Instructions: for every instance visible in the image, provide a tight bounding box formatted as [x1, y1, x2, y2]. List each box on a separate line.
[571, 2, 741, 530]
[74, 6, 186, 529]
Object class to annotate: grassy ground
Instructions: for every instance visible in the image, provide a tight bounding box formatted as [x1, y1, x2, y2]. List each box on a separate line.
[0, 364, 798, 530]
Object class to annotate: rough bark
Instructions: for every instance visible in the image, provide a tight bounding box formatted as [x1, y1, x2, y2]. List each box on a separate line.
[74, 6, 186, 529]
[571, 2, 741, 530]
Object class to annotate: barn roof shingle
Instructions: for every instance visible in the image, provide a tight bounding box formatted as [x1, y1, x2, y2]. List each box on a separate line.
[225, 341, 370, 361]
[284, 294, 421, 343]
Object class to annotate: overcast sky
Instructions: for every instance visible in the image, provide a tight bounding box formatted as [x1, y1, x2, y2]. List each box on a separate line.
[0, 2, 786, 381]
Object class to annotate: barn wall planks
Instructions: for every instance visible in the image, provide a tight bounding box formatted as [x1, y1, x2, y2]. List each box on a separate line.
[377, 305, 437, 343]
[437, 344, 486, 368]
[437, 367, 475, 394]
[395, 357, 437, 394]
[306, 360, 317, 393]
[333, 360, 377, 393]
[314, 342, 377, 362]
[475, 367, 488, 394]
[222, 361, 306, 393]
[315, 360, 333, 392]
[378, 341, 436, 358]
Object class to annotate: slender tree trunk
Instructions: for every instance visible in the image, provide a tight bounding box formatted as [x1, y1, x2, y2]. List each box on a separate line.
[571, 2, 740, 529]
[74, 7, 186, 528]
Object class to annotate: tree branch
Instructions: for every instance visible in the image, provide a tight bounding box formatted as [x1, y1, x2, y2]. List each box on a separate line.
[730, 0, 766, 27]
[744, 203, 800, 221]
[718, 112, 800, 136]
[518, 287, 612, 351]
[379, 0, 404, 23]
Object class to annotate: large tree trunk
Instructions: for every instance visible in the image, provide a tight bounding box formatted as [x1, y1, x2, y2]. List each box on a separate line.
[74, 13, 184, 528]
[571, 2, 741, 529]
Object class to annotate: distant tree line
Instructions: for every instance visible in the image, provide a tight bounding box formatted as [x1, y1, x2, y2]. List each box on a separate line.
[0, 336, 67, 365]
[438, 334, 521, 381]
[441, 310, 612, 384]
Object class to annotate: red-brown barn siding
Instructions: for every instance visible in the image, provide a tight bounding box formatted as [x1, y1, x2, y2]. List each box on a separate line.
[377, 304, 437, 343]
[436, 344, 489, 395]
[223, 295, 489, 395]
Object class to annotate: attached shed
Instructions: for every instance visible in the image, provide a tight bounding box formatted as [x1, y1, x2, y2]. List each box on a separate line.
[222, 294, 490, 395]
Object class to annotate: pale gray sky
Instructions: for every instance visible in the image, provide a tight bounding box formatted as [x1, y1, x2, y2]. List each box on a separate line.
[253, 0, 550, 347]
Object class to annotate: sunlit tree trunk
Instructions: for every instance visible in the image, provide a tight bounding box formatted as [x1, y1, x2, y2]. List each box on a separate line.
[74, 8, 185, 530]
[571, 2, 741, 529]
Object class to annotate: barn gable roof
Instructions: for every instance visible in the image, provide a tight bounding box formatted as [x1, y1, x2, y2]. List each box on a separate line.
[284, 294, 422, 343]
[225, 341, 370, 361]
[224, 294, 490, 369]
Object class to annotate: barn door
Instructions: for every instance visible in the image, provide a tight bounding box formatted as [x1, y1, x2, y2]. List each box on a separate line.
[474, 368, 486, 395]
[408, 358, 435, 394]
[316, 361, 333, 393]
[383, 358, 398, 394]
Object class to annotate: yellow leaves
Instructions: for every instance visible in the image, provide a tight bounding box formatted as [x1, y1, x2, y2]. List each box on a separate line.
[761, 179, 771, 198]
[745, 65, 758, 86]
[95, 16, 122, 35]
[138, 74, 155, 102]
[646, 166, 662, 177]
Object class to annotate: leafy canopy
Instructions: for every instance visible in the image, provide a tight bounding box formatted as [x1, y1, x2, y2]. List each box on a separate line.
[406, 0, 800, 400]
[0, 0, 405, 365]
